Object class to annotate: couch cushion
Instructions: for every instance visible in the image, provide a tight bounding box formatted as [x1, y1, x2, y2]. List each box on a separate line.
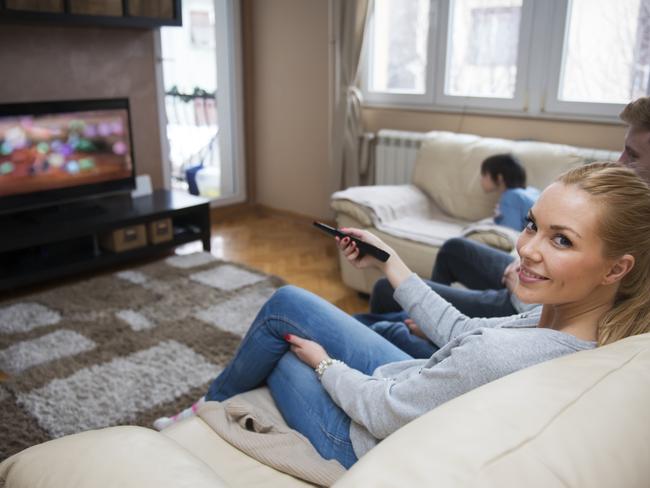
[0, 426, 228, 488]
[336, 332, 650, 487]
[413, 131, 503, 221]
[412, 131, 604, 222]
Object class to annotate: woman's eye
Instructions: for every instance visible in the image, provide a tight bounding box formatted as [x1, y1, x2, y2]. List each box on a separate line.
[524, 218, 536, 232]
[552, 235, 572, 248]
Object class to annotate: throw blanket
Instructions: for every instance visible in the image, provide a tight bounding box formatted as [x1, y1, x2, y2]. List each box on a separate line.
[332, 185, 519, 251]
[460, 219, 521, 253]
[198, 388, 346, 487]
[331, 185, 465, 246]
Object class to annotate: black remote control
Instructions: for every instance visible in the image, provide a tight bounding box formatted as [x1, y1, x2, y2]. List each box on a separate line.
[313, 221, 390, 262]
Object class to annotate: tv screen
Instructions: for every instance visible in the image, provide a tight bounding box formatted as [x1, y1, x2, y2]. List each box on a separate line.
[0, 98, 135, 214]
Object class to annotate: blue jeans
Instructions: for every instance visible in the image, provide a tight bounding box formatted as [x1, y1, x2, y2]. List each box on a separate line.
[358, 238, 516, 358]
[368, 238, 516, 317]
[354, 311, 439, 358]
[205, 285, 411, 469]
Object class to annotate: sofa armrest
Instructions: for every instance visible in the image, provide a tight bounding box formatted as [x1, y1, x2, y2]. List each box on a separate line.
[335, 333, 650, 487]
[331, 184, 429, 227]
[330, 198, 374, 227]
[0, 426, 229, 488]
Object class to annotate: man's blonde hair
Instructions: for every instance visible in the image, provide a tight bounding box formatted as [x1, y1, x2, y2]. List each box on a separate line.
[619, 97, 650, 130]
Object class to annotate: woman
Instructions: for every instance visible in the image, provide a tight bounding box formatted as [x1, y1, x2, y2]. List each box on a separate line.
[158, 163, 650, 469]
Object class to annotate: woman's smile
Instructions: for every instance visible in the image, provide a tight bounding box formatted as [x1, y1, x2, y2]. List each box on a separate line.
[518, 265, 549, 283]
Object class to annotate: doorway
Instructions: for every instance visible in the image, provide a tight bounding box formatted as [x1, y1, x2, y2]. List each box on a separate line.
[156, 0, 245, 205]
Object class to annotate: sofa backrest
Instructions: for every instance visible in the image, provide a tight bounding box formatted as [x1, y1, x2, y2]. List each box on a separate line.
[337, 331, 650, 487]
[412, 131, 620, 222]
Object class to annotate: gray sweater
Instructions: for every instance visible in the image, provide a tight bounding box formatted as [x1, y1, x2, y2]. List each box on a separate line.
[321, 274, 596, 459]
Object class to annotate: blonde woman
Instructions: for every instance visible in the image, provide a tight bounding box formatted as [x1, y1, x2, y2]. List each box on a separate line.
[158, 163, 650, 469]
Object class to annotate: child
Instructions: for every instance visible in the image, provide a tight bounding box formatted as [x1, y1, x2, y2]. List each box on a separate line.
[480, 154, 539, 231]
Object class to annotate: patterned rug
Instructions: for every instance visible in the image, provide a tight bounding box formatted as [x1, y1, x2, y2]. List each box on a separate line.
[0, 252, 285, 460]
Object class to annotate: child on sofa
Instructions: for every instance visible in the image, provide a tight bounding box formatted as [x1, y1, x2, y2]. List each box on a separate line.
[155, 163, 650, 469]
[480, 153, 540, 231]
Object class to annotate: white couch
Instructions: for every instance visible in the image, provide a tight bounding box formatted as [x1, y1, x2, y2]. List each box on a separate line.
[2, 331, 649, 487]
[332, 131, 619, 294]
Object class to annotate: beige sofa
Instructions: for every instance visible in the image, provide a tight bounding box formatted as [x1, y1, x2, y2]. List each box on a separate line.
[2, 330, 649, 487]
[332, 130, 620, 294]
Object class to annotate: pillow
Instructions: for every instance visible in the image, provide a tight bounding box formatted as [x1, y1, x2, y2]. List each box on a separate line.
[412, 132, 510, 221]
[511, 140, 585, 189]
[412, 131, 589, 222]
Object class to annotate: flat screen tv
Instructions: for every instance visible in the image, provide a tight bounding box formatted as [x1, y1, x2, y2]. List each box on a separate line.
[0, 98, 135, 215]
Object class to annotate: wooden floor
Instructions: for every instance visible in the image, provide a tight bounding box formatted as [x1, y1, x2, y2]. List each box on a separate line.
[179, 206, 370, 315]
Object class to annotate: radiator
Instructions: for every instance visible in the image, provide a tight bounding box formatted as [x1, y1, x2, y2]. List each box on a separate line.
[374, 129, 428, 185]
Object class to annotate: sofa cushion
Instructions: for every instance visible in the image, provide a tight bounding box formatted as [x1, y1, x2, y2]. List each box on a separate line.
[337, 331, 650, 487]
[0, 426, 228, 488]
[163, 416, 313, 488]
[413, 131, 504, 221]
[412, 131, 601, 222]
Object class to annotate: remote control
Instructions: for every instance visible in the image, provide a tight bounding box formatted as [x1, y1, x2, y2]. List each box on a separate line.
[312, 221, 390, 262]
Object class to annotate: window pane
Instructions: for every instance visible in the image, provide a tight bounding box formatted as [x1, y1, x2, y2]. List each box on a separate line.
[445, 0, 522, 98]
[368, 0, 431, 94]
[559, 0, 650, 104]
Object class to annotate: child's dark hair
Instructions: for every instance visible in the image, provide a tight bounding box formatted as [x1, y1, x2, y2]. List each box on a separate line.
[480, 153, 526, 189]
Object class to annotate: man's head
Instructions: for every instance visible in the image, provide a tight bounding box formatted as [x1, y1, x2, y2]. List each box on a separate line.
[619, 97, 650, 183]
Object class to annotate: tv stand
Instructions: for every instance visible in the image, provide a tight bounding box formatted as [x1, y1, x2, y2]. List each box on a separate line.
[0, 190, 211, 292]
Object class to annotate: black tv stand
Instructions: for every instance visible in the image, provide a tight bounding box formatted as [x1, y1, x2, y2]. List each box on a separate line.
[0, 190, 211, 292]
[24, 200, 111, 224]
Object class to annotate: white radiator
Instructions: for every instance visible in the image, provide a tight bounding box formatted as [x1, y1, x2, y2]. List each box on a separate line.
[374, 130, 428, 185]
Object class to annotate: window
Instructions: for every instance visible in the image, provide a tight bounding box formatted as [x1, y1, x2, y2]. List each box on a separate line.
[362, 0, 649, 121]
[367, 0, 431, 94]
[446, 1, 522, 98]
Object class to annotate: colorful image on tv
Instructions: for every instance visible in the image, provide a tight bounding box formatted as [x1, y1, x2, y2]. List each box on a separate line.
[0, 109, 133, 197]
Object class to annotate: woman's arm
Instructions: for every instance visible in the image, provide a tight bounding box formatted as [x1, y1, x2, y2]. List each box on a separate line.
[394, 275, 515, 346]
[320, 338, 501, 439]
[338, 228, 517, 345]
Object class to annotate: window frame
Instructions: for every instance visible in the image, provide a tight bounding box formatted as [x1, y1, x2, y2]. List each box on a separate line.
[361, 0, 438, 107]
[541, 0, 634, 118]
[433, 0, 534, 111]
[360, 0, 635, 123]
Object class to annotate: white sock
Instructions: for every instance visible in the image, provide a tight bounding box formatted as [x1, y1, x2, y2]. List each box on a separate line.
[153, 396, 205, 431]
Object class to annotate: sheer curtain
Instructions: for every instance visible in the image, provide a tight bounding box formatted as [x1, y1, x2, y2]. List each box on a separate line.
[329, 0, 373, 192]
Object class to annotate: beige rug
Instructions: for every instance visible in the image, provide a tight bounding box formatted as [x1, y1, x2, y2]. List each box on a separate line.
[0, 252, 285, 460]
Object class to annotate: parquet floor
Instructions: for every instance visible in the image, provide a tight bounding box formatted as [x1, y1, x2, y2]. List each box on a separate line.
[179, 206, 370, 315]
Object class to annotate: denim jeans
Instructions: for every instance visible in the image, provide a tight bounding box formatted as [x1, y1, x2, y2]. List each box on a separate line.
[358, 238, 517, 358]
[368, 238, 516, 318]
[353, 311, 439, 358]
[205, 285, 412, 468]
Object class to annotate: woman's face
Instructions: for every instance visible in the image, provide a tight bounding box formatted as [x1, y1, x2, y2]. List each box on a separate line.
[514, 182, 615, 305]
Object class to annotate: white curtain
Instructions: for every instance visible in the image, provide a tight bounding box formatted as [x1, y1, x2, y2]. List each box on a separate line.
[330, 0, 373, 192]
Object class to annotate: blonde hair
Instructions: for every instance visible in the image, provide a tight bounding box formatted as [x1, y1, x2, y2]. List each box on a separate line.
[558, 162, 650, 345]
[620, 97, 650, 130]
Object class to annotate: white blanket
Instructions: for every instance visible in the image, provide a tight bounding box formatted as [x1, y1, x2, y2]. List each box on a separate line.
[332, 185, 466, 246]
[331, 186, 520, 249]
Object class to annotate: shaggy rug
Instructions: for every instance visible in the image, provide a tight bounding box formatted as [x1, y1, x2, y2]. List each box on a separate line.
[0, 252, 285, 460]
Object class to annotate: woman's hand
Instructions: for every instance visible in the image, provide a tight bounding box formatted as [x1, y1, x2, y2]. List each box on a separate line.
[335, 228, 394, 270]
[337, 227, 413, 290]
[284, 334, 329, 369]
